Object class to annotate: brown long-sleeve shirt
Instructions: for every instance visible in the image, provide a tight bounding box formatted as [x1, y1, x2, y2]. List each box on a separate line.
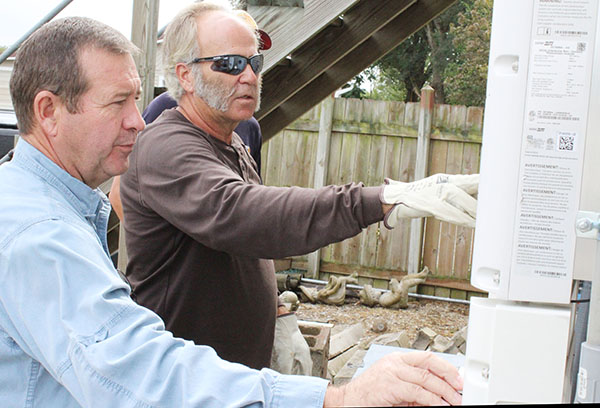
[120, 109, 384, 369]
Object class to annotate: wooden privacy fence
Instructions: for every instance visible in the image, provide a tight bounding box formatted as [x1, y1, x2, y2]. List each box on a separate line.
[262, 90, 485, 297]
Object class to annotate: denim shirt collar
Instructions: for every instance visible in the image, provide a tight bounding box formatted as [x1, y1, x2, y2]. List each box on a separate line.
[13, 140, 111, 251]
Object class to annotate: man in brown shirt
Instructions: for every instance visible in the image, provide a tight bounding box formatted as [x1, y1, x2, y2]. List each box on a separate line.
[119, 2, 478, 370]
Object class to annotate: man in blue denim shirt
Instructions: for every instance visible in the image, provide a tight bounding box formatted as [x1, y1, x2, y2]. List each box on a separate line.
[0, 15, 463, 408]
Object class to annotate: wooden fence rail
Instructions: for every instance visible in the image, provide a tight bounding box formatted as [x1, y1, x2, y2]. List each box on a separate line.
[262, 92, 484, 297]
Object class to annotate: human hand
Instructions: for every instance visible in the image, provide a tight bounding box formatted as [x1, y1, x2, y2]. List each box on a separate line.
[381, 173, 479, 228]
[323, 351, 463, 406]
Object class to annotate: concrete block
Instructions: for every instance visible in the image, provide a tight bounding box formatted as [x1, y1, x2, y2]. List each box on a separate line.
[450, 289, 467, 300]
[445, 345, 460, 355]
[329, 322, 365, 359]
[333, 349, 367, 385]
[357, 277, 373, 287]
[450, 326, 468, 349]
[434, 287, 451, 298]
[418, 285, 435, 296]
[298, 320, 332, 378]
[373, 279, 389, 290]
[370, 331, 411, 349]
[327, 345, 358, 378]
[430, 335, 454, 353]
[411, 327, 437, 350]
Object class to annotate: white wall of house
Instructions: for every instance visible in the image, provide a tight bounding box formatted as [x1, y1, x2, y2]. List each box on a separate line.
[0, 59, 14, 110]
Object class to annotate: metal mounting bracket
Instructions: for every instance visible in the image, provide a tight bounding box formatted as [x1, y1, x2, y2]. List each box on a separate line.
[576, 211, 600, 240]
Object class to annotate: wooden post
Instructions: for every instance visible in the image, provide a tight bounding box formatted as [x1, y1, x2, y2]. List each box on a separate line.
[118, 0, 160, 272]
[306, 94, 335, 279]
[131, 0, 160, 111]
[408, 85, 434, 274]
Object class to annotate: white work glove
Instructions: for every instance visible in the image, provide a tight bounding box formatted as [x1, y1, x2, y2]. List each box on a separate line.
[270, 313, 313, 376]
[381, 173, 479, 229]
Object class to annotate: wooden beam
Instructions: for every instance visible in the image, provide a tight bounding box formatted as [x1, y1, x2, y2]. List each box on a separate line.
[249, 0, 360, 73]
[256, 0, 416, 120]
[259, 0, 458, 141]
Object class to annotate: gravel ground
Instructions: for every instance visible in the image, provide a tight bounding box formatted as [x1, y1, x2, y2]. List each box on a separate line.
[295, 297, 470, 345]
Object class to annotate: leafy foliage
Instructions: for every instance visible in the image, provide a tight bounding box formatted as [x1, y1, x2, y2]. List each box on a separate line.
[342, 0, 492, 107]
[443, 0, 493, 107]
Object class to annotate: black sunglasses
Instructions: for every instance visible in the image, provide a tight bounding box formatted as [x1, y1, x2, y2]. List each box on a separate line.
[188, 54, 264, 76]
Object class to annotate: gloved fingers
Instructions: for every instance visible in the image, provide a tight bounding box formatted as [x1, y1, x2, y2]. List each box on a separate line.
[442, 184, 478, 218]
[432, 205, 476, 228]
[447, 173, 479, 196]
[402, 191, 476, 228]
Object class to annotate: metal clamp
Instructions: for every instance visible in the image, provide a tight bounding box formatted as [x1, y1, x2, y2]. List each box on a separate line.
[576, 211, 600, 240]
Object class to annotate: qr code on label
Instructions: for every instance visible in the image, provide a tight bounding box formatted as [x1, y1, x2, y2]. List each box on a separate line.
[558, 132, 575, 151]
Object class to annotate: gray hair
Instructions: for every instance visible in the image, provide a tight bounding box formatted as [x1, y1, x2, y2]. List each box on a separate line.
[10, 16, 138, 135]
[162, 2, 230, 101]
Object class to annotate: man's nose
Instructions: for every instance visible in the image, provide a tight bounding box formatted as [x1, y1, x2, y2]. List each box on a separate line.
[238, 63, 259, 85]
[124, 100, 146, 133]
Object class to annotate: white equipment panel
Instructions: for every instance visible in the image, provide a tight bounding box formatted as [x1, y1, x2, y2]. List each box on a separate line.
[463, 297, 572, 404]
[471, 0, 600, 304]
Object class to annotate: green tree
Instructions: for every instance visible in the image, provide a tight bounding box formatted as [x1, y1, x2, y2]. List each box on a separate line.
[444, 0, 493, 106]
[375, 30, 430, 102]
[344, 0, 492, 106]
[373, 1, 471, 103]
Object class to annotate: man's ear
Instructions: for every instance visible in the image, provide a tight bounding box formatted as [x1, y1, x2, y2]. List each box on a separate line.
[33, 91, 62, 138]
[176, 62, 195, 94]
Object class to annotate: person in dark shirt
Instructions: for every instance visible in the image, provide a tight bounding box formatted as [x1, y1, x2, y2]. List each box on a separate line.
[118, 1, 478, 372]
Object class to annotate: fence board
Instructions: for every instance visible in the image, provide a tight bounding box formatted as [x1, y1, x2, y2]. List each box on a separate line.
[422, 140, 448, 275]
[436, 142, 464, 276]
[387, 100, 406, 125]
[452, 142, 482, 279]
[320, 131, 344, 263]
[279, 130, 301, 187]
[375, 136, 403, 271]
[263, 130, 284, 186]
[344, 133, 372, 265]
[337, 132, 359, 265]
[359, 135, 386, 268]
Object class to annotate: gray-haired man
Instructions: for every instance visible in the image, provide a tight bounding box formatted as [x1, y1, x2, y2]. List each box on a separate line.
[120, 0, 477, 374]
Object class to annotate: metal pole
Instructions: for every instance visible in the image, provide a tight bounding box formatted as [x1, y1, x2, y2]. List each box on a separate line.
[0, 0, 75, 64]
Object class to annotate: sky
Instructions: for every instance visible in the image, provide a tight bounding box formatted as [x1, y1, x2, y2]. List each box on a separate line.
[0, 0, 234, 48]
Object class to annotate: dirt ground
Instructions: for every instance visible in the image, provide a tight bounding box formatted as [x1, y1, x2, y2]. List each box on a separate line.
[295, 297, 470, 345]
